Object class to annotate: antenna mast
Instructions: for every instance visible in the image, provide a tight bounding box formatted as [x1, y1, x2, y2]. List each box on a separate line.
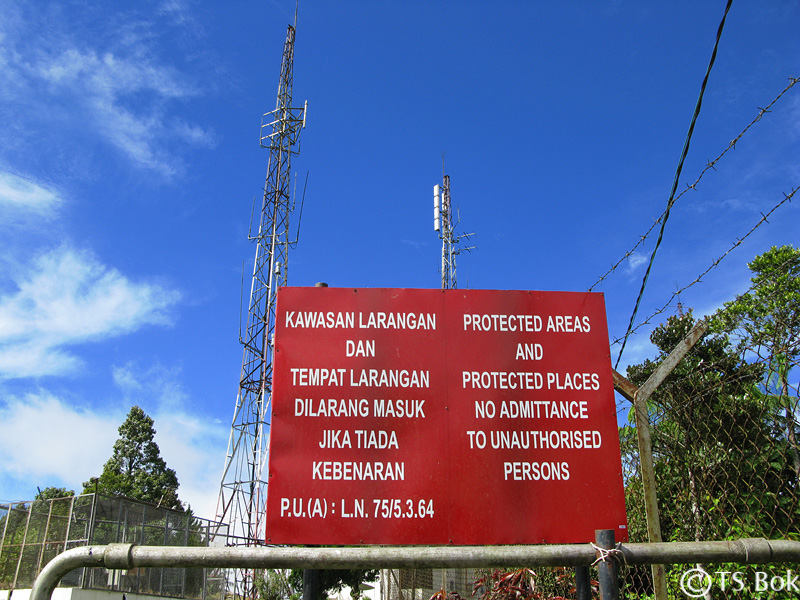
[216, 19, 306, 600]
[433, 167, 474, 289]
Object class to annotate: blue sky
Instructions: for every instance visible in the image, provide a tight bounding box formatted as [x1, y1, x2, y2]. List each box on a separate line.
[0, 1, 798, 519]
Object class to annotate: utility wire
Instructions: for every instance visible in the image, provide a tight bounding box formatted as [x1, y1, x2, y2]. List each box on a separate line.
[615, 0, 733, 368]
[611, 184, 798, 349]
[590, 76, 799, 292]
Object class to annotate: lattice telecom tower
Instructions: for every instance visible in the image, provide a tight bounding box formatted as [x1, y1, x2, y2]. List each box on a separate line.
[433, 171, 474, 289]
[216, 17, 306, 600]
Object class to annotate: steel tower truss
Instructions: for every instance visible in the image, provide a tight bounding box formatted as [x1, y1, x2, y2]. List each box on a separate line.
[435, 174, 474, 289]
[216, 22, 306, 600]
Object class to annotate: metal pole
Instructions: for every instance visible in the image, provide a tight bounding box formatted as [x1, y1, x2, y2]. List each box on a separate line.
[63, 496, 75, 554]
[303, 568, 319, 600]
[613, 318, 709, 600]
[614, 370, 664, 600]
[574, 565, 590, 600]
[12, 499, 34, 589]
[81, 492, 98, 589]
[31, 538, 800, 600]
[595, 530, 619, 600]
[35, 498, 55, 578]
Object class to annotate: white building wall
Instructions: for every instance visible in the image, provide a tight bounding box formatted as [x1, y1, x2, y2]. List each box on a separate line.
[1, 589, 171, 600]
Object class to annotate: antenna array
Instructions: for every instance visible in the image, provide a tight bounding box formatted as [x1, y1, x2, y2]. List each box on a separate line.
[215, 21, 306, 600]
[433, 172, 475, 289]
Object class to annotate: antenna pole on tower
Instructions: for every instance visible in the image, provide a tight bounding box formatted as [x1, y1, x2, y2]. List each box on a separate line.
[215, 18, 307, 600]
[433, 167, 475, 289]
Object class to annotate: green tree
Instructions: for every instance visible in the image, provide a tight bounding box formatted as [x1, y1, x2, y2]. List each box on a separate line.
[82, 406, 183, 510]
[255, 569, 299, 600]
[714, 244, 800, 480]
[34, 487, 74, 501]
[623, 311, 788, 541]
[286, 569, 379, 600]
[621, 308, 799, 599]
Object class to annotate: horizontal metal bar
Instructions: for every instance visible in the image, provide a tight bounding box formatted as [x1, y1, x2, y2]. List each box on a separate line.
[31, 539, 800, 600]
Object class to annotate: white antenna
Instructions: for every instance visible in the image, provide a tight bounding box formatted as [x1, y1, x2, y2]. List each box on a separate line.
[433, 184, 441, 232]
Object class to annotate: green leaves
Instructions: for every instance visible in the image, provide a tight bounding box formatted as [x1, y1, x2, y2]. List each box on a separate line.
[623, 256, 798, 546]
[717, 244, 800, 370]
[82, 405, 182, 510]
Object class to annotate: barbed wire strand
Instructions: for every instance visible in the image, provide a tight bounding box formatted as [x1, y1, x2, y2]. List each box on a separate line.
[615, 0, 733, 369]
[590, 76, 800, 293]
[610, 184, 798, 350]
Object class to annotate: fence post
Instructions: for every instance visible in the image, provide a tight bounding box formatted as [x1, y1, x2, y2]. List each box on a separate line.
[574, 565, 591, 600]
[303, 568, 319, 600]
[595, 530, 619, 600]
[12, 500, 34, 589]
[614, 317, 708, 600]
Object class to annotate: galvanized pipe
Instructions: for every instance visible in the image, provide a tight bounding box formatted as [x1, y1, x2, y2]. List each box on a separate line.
[31, 539, 800, 600]
[31, 546, 106, 600]
[595, 530, 619, 600]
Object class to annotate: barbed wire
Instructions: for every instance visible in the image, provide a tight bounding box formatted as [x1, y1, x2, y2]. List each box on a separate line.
[609, 185, 797, 350]
[614, 0, 734, 369]
[590, 76, 800, 293]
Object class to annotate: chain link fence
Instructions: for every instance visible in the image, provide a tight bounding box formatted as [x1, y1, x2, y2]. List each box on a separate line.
[621, 321, 799, 543]
[0, 493, 227, 600]
[381, 566, 625, 600]
[615, 308, 800, 598]
[381, 569, 474, 600]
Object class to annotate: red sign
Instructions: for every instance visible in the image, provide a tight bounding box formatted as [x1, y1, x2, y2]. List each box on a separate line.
[266, 287, 628, 545]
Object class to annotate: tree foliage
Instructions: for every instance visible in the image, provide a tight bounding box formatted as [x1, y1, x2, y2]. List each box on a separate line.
[34, 487, 74, 501]
[623, 245, 800, 549]
[624, 311, 773, 542]
[82, 406, 182, 510]
[256, 569, 300, 600]
[286, 569, 379, 600]
[714, 244, 800, 480]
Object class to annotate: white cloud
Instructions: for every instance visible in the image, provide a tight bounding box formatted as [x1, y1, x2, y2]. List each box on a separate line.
[36, 47, 195, 99]
[0, 171, 62, 213]
[0, 246, 181, 378]
[0, 393, 122, 499]
[625, 252, 648, 274]
[0, 342, 82, 379]
[0, 385, 227, 520]
[30, 46, 210, 177]
[0, 3, 215, 178]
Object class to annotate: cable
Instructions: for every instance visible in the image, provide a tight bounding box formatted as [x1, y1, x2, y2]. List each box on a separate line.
[589, 76, 798, 292]
[615, 0, 733, 368]
[610, 184, 798, 348]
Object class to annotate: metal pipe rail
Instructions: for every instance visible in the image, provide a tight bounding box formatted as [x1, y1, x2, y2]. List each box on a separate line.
[31, 539, 800, 600]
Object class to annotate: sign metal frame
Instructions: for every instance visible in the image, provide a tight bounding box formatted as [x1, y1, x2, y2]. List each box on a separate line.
[266, 287, 628, 545]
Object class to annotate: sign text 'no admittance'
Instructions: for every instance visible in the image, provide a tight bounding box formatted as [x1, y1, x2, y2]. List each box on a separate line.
[266, 287, 628, 545]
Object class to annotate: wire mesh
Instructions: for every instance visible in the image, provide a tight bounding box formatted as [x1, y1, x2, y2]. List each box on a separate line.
[616, 303, 800, 598]
[382, 569, 475, 600]
[622, 316, 798, 533]
[0, 493, 226, 600]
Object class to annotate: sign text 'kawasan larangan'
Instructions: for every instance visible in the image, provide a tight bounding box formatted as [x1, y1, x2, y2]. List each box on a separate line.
[266, 287, 628, 545]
